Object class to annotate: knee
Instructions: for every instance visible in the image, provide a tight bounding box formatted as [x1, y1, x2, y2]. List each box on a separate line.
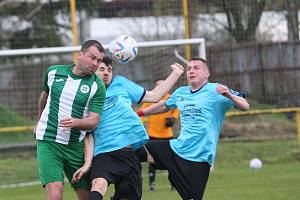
[45, 182, 64, 200]
[91, 178, 108, 193]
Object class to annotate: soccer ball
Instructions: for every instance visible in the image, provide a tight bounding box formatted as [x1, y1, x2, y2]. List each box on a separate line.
[249, 158, 262, 170]
[108, 35, 138, 64]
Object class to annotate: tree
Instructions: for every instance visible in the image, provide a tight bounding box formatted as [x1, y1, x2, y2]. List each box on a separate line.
[0, 0, 98, 49]
[211, 0, 267, 43]
[284, 0, 299, 41]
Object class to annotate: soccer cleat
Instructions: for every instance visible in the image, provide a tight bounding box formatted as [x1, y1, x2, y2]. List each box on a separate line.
[149, 182, 155, 192]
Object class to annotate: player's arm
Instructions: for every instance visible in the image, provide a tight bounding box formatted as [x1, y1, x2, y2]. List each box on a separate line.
[59, 112, 100, 131]
[142, 63, 184, 103]
[72, 133, 94, 184]
[139, 103, 150, 123]
[216, 84, 250, 111]
[137, 101, 170, 117]
[33, 91, 48, 136]
[37, 91, 48, 119]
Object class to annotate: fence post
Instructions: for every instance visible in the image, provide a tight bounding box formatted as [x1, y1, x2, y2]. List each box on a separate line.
[297, 110, 300, 151]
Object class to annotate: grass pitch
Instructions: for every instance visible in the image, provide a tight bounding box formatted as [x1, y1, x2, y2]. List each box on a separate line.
[1, 138, 300, 199]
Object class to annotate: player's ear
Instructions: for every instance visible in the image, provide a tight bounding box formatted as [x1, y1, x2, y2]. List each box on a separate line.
[205, 70, 210, 79]
[78, 51, 84, 58]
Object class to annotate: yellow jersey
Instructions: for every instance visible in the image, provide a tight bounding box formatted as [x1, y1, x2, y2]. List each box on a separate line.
[140, 94, 179, 139]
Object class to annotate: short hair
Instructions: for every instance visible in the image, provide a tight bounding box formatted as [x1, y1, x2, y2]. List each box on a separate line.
[190, 57, 209, 70]
[80, 40, 104, 53]
[190, 57, 207, 63]
[102, 56, 113, 67]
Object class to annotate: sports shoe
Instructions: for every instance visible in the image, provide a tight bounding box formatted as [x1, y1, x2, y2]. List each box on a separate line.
[149, 182, 155, 192]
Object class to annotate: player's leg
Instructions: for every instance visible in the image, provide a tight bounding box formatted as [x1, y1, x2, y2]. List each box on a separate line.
[90, 178, 108, 200]
[74, 188, 90, 200]
[37, 140, 65, 200]
[89, 150, 130, 200]
[63, 141, 91, 200]
[167, 154, 210, 200]
[113, 149, 142, 200]
[89, 153, 112, 200]
[144, 140, 210, 199]
[45, 182, 64, 200]
[148, 163, 156, 191]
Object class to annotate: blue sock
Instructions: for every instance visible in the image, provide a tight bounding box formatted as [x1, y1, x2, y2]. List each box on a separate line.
[89, 191, 103, 200]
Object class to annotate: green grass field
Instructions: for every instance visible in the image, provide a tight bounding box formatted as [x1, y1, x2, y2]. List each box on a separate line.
[1, 138, 299, 200]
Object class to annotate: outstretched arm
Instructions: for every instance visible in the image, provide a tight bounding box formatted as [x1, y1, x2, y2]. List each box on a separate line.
[137, 101, 170, 116]
[216, 84, 250, 111]
[72, 133, 94, 184]
[142, 63, 184, 103]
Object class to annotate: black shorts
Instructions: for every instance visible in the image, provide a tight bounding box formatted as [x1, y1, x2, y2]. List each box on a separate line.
[90, 148, 142, 200]
[144, 140, 210, 200]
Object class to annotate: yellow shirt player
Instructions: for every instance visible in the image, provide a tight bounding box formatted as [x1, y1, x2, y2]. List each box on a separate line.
[140, 93, 179, 139]
[139, 80, 179, 191]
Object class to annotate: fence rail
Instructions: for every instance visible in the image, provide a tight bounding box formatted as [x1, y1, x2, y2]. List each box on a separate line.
[1, 107, 300, 151]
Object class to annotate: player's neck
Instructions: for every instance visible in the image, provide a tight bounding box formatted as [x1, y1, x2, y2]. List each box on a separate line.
[190, 80, 208, 91]
[72, 65, 88, 77]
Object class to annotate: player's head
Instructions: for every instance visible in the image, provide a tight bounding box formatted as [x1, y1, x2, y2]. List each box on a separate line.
[187, 57, 210, 88]
[96, 56, 113, 87]
[76, 40, 105, 76]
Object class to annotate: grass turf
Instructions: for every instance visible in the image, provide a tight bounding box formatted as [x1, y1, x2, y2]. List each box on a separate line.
[1, 138, 299, 199]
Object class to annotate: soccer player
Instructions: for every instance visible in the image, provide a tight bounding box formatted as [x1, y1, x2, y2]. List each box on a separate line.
[75, 56, 184, 200]
[139, 79, 179, 191]
[33, 40, 106, 200]
[136, 57, 250, 200]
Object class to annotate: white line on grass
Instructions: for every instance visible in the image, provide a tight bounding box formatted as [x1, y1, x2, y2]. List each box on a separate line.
[0, 181, 40, 189]
[0, 171, 170, 189]
[0, 179, 69, 189]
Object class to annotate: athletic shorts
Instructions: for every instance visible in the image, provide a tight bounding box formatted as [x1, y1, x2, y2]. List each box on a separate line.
[37, 140, 90, 189]
[144, 140, 210, 200]
[90, 148, 142, 200]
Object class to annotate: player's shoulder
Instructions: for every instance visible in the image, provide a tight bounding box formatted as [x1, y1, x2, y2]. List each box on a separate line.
[89, 73, 105, 88]
[114, 75, 129, 82]
[207, 82, 218, 88]
[113, 75, 136, 85]
[174, 86, 190, 93]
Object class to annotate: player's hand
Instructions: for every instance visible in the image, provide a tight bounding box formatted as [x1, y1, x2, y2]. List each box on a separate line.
[216, 84, 231, 97]
[71, 164, 90, 184]
[59, 117, 75, 131]
[171, 63, 184, 76]
[165, 117, 176, 127]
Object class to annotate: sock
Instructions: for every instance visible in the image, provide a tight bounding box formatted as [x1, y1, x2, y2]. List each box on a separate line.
[149, 164, 156, 184]
[89, 191, 103, 200]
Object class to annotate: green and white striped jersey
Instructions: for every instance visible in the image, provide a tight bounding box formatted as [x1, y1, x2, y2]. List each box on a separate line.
[36, 64, 106, 145]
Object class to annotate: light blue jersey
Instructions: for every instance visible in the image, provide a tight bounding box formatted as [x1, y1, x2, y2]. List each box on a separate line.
[166, 82, 244, 166]
[93, 76, 148, 156]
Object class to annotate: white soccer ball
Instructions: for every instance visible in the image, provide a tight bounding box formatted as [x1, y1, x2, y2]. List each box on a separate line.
[108, 35, 138, 64]
[249, 158, 262, 170]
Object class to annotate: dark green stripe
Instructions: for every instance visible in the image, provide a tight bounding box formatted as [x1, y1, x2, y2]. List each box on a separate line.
[43, 70, 67, 141]
[69, 80, 92, 144]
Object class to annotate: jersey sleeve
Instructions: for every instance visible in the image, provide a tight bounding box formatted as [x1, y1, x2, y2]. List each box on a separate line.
[120, 76, 146, 104]
[88, 78, 106, 114]
[165, 90, 178, 109]
[222, 88, 246, 110]
[42, 67, 51, 93]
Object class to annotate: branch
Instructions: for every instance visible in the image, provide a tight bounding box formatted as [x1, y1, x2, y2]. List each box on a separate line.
[0, 0, 10, 8]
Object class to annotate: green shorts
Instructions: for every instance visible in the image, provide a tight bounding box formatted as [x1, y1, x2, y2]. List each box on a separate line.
[37, 140, 90, 189]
